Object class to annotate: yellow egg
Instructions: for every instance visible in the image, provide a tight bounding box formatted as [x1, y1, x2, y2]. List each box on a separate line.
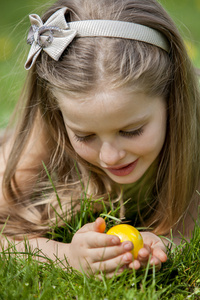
[106, 224, 143, 259]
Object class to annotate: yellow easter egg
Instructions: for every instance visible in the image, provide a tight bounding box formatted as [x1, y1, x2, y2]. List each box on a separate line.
[106, 224, 143, 259]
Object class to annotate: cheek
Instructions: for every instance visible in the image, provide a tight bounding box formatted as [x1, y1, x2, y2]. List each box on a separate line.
[70, 139, 98, 163]
[134, 124, 166, 155]
[67, 128, 99, 163]
[147, 124, 166, 153]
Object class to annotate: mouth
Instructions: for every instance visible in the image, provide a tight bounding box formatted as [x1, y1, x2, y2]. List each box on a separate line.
[105, 159, 138, 176]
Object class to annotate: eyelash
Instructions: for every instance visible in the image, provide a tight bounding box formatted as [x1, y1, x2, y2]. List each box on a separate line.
[74, 134, 95, 143]
[74, 127, 144, 143]
[119, 127, 144, 138]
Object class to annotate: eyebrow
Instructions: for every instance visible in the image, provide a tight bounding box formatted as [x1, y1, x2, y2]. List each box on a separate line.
[120, 116, 149, 130]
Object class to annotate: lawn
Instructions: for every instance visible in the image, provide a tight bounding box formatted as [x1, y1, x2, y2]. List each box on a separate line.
[0, 196, 199, 299]
[0, 0, 200, 299]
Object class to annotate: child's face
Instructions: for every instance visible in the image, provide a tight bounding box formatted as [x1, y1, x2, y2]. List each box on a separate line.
[56, 88, 167, 184]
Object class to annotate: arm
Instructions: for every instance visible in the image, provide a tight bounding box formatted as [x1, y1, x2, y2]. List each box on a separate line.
[0, 218, 135, 278]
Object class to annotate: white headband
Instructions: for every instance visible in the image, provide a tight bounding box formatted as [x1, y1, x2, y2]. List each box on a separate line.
[25, 7, 170, 70]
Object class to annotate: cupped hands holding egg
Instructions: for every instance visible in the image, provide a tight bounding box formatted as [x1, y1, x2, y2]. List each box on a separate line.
[106, 224, 143, 259]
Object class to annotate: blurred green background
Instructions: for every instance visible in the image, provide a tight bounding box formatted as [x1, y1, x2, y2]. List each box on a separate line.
[0, 0, 200, 128]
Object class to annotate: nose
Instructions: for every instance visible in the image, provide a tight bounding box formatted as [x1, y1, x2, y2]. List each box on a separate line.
[99, 142, 126, 166]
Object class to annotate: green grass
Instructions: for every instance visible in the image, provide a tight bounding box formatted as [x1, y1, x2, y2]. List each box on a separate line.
[0, 193, 199, 299]
[0, 1, 200, 298]
[0, 156, 199, 300]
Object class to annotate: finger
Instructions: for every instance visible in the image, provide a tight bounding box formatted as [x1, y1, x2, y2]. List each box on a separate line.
[138, 246, 162, 269]
[85, 231, 121, 248]
[129, 244, 166, 271]
[152, 247, 167, 262]
[129, 255, 161, 271]
[137, 243, 167, 264]
[129, 260, 141, 270]
[78, 217, 105, 234]
[137, 245, 151, 262]
[77, 217, 106, 234]
[92, 251, 133, 273]
[88, 240, 133, 262]
[94, 217, 106, 233]
[150, 256, 162, 271]
[128, 245, 150, 270]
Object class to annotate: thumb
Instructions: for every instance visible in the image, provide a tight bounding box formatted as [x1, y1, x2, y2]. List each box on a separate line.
[94, 217, 106, 233]
[78, 217, 106, 234]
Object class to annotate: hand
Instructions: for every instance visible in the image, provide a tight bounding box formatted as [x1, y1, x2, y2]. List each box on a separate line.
[128, 232, 167, 271]
[67, 217, 134, 277]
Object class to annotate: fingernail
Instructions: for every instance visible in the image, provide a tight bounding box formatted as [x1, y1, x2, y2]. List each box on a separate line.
[123, 253, 131, 262]
[123, 242, 133, 251]
[112, 238, 119, 245]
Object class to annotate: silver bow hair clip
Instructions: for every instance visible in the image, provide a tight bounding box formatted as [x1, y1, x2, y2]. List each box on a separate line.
[25, 7, 170, 70]
[25, 7, 77, 70]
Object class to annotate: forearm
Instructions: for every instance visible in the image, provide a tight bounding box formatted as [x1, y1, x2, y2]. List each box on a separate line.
[28, 237, 70, 264]
[0, 236, 70, 267]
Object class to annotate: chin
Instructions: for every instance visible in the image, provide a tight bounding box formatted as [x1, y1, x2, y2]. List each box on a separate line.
[107, 175, 141, 185]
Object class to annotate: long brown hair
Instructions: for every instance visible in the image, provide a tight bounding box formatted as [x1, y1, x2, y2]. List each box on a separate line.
[1, 0, 200, 237]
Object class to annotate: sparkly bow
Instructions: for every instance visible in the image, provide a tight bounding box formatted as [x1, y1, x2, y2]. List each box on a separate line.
[24, 7, 77, 70]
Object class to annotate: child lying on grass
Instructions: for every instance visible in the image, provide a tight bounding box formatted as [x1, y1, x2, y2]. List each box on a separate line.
[0, 0, 199, 277]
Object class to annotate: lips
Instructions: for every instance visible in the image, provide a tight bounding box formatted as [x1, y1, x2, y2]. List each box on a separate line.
[105, 159, 138, 176]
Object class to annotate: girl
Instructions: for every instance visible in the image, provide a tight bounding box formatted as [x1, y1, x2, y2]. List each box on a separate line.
[0, 0, 199, 277]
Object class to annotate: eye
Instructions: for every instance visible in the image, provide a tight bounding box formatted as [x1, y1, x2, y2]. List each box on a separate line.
[73, 134, 95, 143]
[119, 127, 144, 138]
